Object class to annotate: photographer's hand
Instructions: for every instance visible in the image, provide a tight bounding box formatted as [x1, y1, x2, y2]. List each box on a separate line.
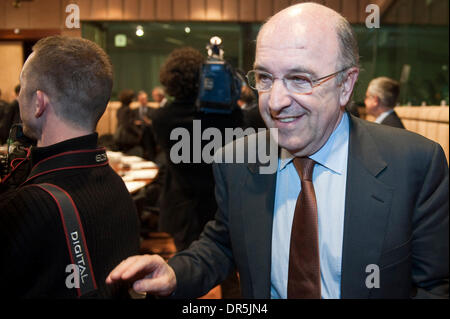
[106, 254, 177, 296]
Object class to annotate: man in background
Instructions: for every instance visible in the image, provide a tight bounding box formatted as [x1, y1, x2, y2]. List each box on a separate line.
[134, 90, 158, 161]
[238, 84, 266, 130]
[0, 88, 10, 144]
[365, 76, 405, 128]
[152, 86, 167, 107]
[0, 85, 21, 144]
[135, 90, 154, 124]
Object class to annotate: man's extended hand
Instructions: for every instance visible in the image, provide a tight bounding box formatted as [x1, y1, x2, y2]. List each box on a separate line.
[106, 254, 177, 296]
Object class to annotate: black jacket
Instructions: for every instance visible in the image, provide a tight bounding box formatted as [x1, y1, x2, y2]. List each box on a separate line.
[380, 110, 405, 129]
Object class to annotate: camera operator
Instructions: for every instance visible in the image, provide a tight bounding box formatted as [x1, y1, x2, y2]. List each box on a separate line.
[0, 36, 140, 298]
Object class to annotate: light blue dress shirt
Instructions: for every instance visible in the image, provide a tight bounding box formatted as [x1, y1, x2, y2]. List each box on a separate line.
[270, 112, 350, 299]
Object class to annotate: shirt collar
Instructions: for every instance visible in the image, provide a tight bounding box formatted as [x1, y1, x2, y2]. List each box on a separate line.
[375, 109, 394, 124]
[279, 112, 350, 175]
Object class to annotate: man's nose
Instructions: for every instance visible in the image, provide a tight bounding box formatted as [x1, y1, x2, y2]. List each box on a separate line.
[268, 78, 291, 112]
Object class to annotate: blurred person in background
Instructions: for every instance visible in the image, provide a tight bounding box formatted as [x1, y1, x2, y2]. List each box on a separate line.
[114, 89, 144, 157]
[0, 88, 10, 144]
[152, 86, 167, 107]
[365, 77, 404, 128]
[238, 84, 266, 130]
[0, 85, 21, 144]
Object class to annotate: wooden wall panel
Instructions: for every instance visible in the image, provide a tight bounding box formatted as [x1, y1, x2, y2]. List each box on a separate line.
[0, 0, 447, 29]
[206, 0, 222, 21]
[397, 0, 413, 24]
[429, 0, 448, 25]
[358, 0, 371, 23]
[324, 0, 341, 13]
[30, 0, 61, 29]
[123, 0, 139, 20]
[341, 0, 359, 23]
[156, 0, 172, 20]
[190, 0, 206, 20]
[5, 0, 30, 29]
[222, 0, 238, 21]
[173, 0, 190, 21]
[0, 0, 7, 29]
[91, 0, 108, 20]
[107, 0, 123, 20]
[256, 0, 272, 21]
[140, 0, 156, 20]
[0, 42, 23, 102]
[60, 28, 82, 38]
[273, 0, 290, 14]
[77, 0, 92, 20]
[239, 0, 256, 21]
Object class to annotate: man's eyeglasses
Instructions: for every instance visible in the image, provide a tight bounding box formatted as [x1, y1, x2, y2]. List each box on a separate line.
[246, 68, 349, 95]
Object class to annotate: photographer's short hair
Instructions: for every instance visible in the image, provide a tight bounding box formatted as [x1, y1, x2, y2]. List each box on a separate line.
[159, 47, 205, 101]
[26, 36, 113, 129]
[367, 77, 400, 108]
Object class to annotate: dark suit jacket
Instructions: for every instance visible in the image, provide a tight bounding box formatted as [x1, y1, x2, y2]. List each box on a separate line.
[168, 114, 449, 299]
[380, 110, 405, 129]
[133, 105, 156, 121]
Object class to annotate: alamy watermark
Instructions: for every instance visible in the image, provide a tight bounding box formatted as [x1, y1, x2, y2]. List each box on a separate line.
[65, 4, 80, 29]
[169, 120, 278, 174]
[366, 4, 380, 29]
[365, 264, 380, 289]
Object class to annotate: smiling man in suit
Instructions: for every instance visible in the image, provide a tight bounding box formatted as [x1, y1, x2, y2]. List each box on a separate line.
[106, 2, 448, 299]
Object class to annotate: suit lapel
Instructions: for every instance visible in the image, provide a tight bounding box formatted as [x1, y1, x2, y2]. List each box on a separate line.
[240, 160, 277, 298]
[341, 116, 394, 298]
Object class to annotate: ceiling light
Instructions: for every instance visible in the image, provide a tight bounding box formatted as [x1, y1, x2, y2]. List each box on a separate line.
[136, 25, 144, 37]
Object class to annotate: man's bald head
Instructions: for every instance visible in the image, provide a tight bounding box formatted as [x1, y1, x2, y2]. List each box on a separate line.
[257, 2, 359, 73]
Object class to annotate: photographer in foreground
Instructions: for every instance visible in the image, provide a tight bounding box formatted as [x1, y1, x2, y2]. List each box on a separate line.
[0, 36, 140, 298]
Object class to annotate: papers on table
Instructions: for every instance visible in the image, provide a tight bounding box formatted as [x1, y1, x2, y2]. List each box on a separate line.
[121, 156, 145, 164]
[122, 169, 159, 181]
[106, 151, 158, 193]
[125, 181, 147, 193]
[129, 161, 157, 169]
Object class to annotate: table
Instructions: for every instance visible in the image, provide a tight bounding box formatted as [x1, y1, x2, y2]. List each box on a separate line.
[107, 151, 159, 194]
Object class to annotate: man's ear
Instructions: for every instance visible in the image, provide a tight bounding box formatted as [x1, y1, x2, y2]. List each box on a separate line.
[35, 90, 49, 118]
[373, 96, 381, 107]
[339, 68, 359, 107]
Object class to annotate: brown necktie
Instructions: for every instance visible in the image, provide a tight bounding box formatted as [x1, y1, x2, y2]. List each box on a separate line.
[287, 157, 321, 299]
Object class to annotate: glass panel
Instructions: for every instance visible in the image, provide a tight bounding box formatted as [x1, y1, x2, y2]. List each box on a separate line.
[82, 21, 448, 106]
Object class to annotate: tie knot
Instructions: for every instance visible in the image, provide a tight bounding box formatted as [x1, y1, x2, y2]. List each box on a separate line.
[293, 157, 316, 181]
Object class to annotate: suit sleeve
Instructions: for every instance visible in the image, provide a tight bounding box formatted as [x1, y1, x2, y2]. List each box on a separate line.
[167, 162, 235, 298]
[412, 142, 449, 298]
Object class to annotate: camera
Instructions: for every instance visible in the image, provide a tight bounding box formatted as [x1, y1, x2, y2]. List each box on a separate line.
[196, 36, 242, 114]
[0, 124, 34, 191]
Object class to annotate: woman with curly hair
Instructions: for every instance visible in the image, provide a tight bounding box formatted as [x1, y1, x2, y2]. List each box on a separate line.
[152, 47, 243, 253]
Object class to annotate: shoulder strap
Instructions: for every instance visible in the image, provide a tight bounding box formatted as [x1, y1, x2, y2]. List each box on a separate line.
[33, 183, 98, 298]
